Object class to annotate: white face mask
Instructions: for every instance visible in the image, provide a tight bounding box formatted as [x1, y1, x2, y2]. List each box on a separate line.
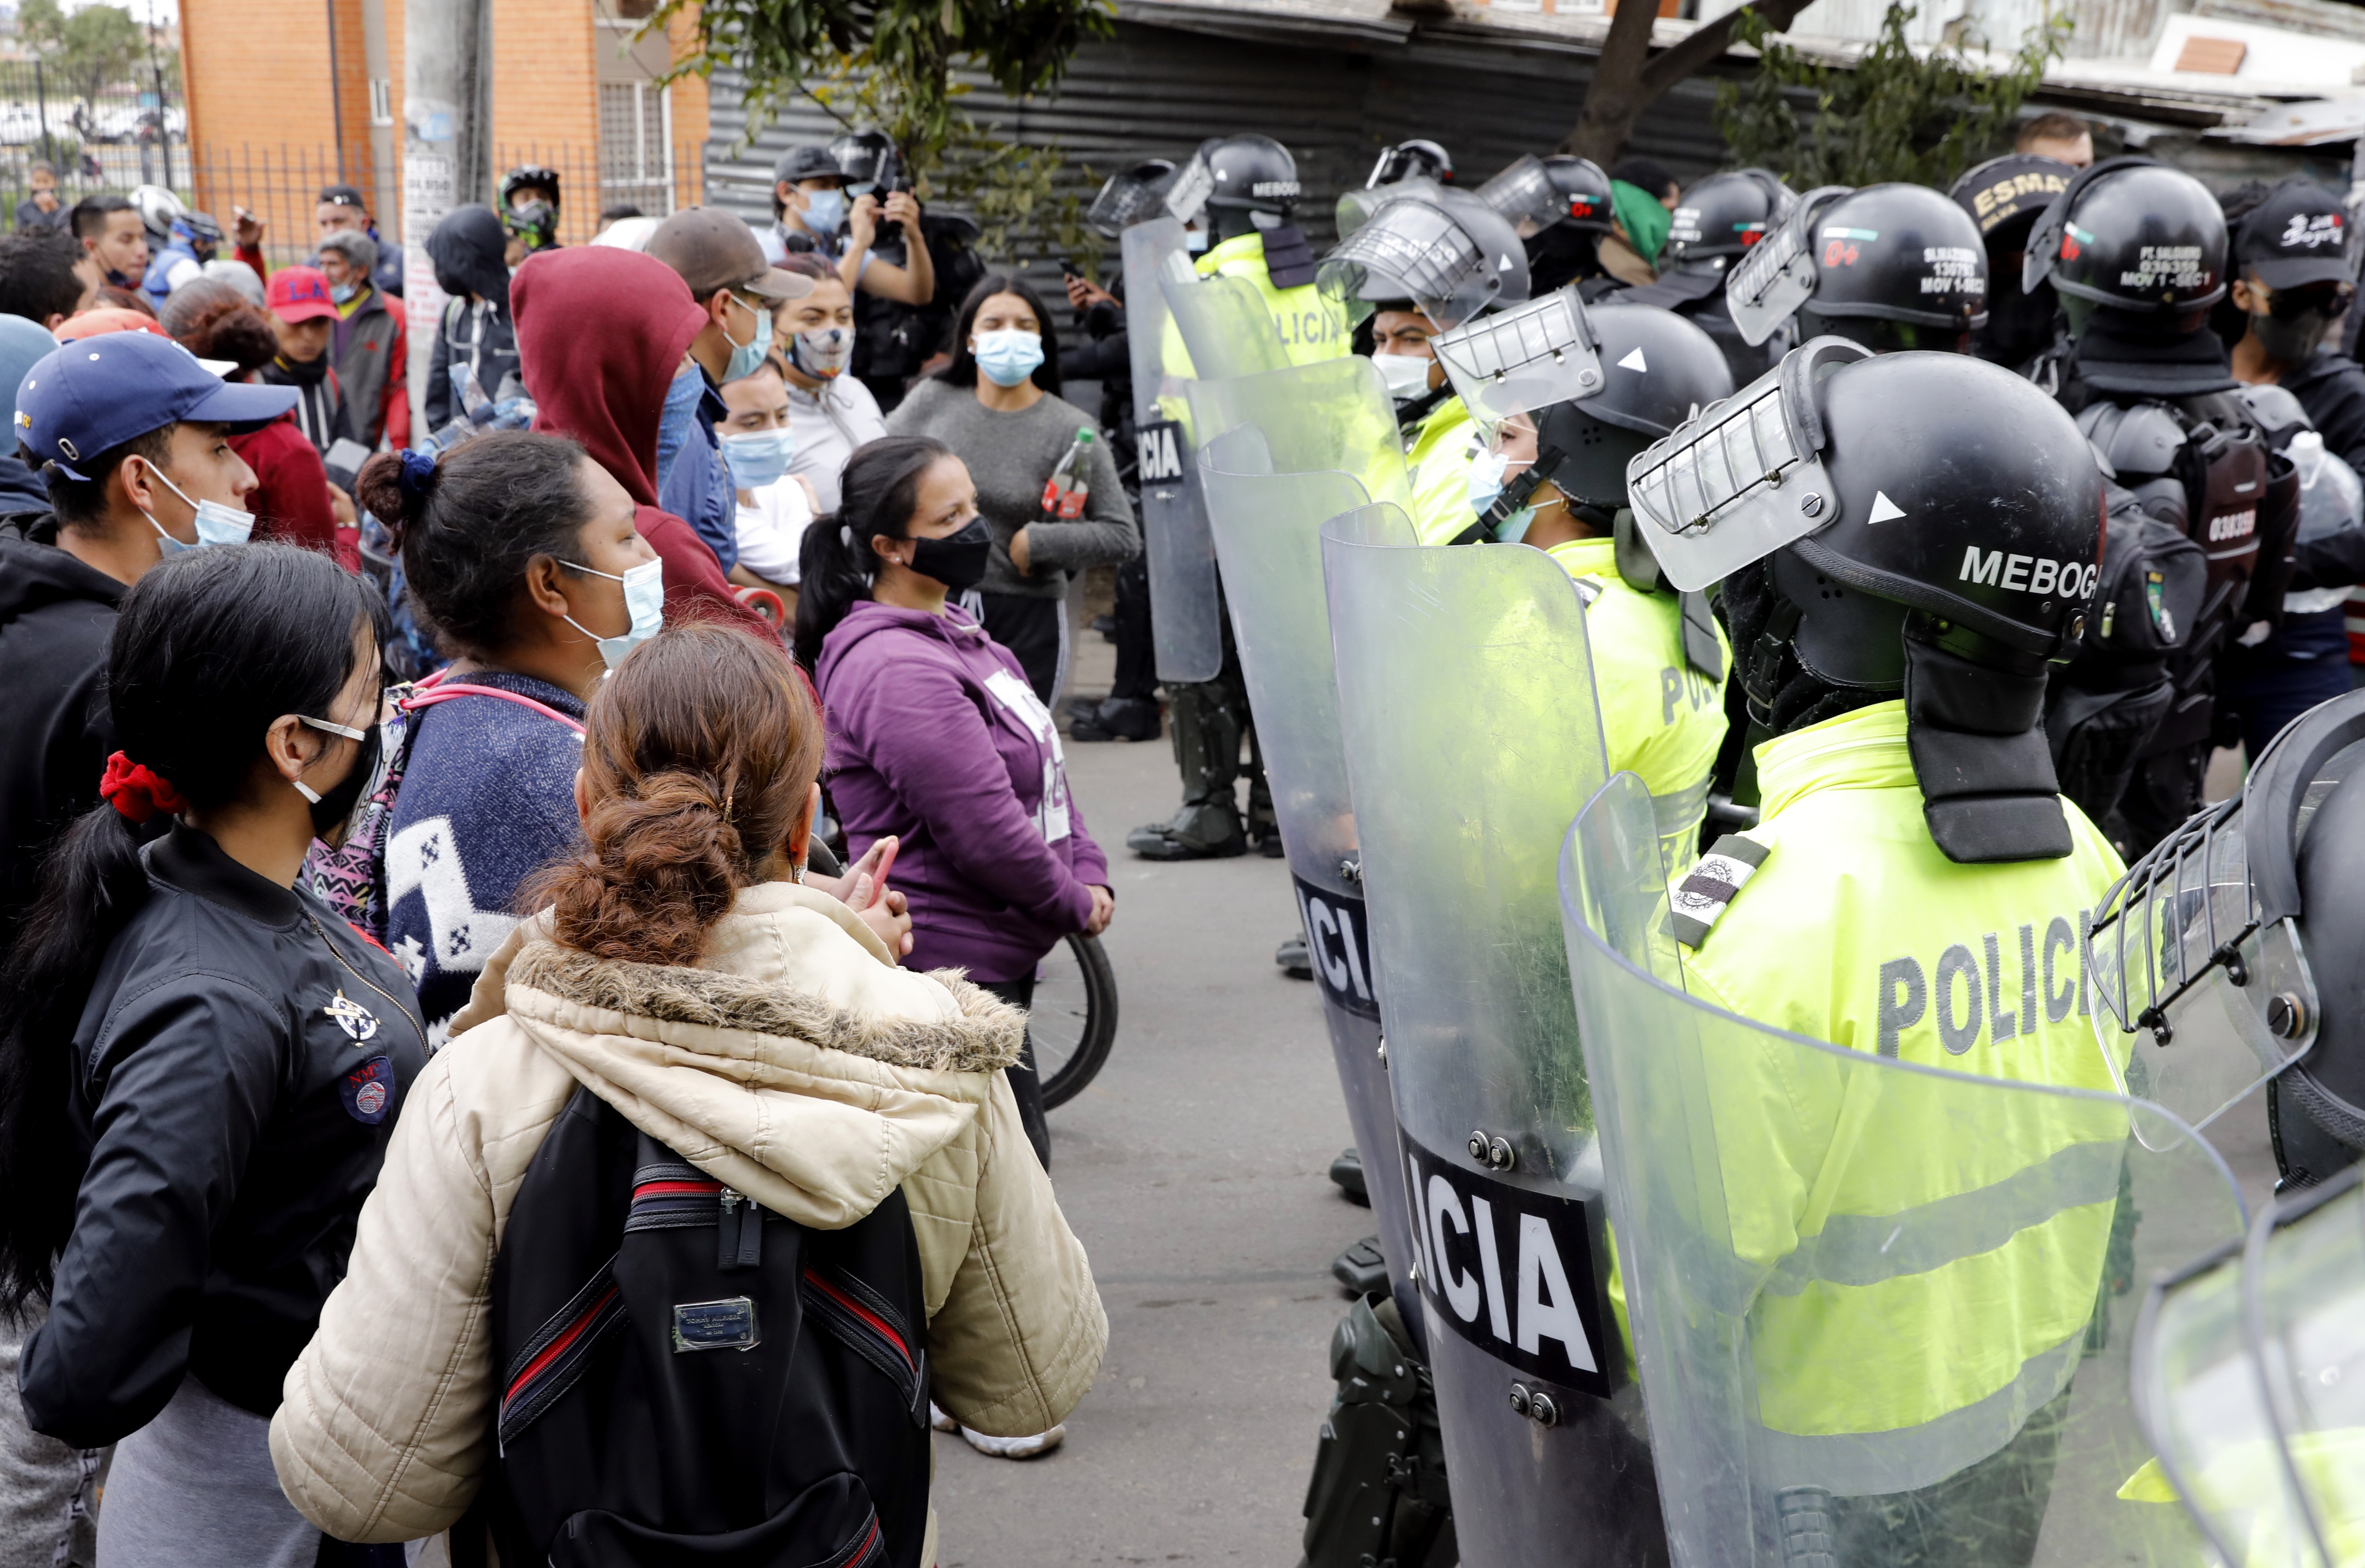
[141, 460, 255, 551]
[1373, 351, 1433, 402]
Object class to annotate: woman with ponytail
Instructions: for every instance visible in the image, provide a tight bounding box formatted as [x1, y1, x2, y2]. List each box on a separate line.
[797, 438, 1112, 1197]
[0, 543, 427, 1567]
[270, 622, 1105, 1560]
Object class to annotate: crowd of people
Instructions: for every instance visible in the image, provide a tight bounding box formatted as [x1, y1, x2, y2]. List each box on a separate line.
[0, 97, 2361, 1568]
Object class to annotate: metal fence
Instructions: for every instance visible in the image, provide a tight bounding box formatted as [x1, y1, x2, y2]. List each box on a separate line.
[0, 57, 185, 229]
[178, 139, 706, 268]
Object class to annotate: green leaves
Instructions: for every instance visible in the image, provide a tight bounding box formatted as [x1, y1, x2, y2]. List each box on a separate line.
[655, 0, 1115, 177]
[20, 0, 151, 108]
[1713, 2, 2068, 190]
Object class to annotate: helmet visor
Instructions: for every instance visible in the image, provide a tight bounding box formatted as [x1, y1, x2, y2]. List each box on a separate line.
[1431, 288, 1605, 441]
[1166, 152, 1215, 227]
[1087, 173, 1169, 238]
[1476, 155, 1566, 239]
[1335, 176, 1441, 241]
[1317, 197, 1492, 331]
[1726, 187, 1849, 348]
[2087, 797, 2319, 1137]
[1621, 337, 1870, 592]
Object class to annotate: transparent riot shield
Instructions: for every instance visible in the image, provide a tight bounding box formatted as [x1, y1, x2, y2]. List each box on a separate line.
[1162, 266, 1287, 384]
[2137, 1166, 2365, 1568]
[1323, 506, 1660, 1568]
[1125, 216, 1222, 683]
[1561, 770, 2251, 1568]
[1191, 359, 1415, 1331]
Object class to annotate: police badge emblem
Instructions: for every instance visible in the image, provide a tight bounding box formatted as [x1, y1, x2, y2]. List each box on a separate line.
[323, 990, 379, 1043]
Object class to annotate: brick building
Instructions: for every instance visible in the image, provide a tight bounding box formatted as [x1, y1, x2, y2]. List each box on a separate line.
[180, 0, 708, 259]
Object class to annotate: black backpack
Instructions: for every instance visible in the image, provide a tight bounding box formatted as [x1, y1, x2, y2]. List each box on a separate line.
[2045, 484, 2208, 830]
[478, 1086, 932, 1568]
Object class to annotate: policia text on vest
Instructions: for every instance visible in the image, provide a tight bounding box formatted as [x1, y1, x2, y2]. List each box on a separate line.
[1875, 912, 2097, 1060]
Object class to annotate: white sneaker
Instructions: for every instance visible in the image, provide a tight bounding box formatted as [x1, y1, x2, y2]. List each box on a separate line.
[959, 1423, 1066, 1460]
[929, 1401, 959, 1433]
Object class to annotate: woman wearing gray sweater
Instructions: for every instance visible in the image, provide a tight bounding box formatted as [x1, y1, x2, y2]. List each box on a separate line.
[887, 273, 1138, 701]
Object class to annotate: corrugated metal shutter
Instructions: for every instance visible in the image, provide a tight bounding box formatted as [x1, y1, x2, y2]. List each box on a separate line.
[704, 15, 1736, 291]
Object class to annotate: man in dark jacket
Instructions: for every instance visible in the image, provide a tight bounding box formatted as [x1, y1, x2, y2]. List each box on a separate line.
[0, 331, 296, 942]
[316, 229, 407, 450]
[424, 204, 518, 430]
[2228, 181, 2365, 474]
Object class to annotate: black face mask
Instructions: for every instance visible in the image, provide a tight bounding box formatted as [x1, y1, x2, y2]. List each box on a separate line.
[1981, 280, 2059, 366]
[907, 516, 994, 591]
[306, 720, 383, 847]
[2253, 310, 2333, 369]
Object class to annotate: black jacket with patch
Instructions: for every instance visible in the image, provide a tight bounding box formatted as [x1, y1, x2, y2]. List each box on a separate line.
[0, 510, 124, 942]
[19, 826, 430, 1448]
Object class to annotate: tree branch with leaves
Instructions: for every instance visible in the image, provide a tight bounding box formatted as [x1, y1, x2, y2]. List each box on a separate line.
[1561, 0, 1818, 166]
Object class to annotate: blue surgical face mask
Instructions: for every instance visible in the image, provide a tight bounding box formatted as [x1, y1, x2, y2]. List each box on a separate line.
[801, 188, 846, 235]
[720, 427, 797, 490]
[562, 557, 666, 670]
[723, 297, 773, 383]
[972, 328, 1045, 388]
[1493, 505, 1538, 544]
[1467, 447, 1511, 517]
[329, 281, 358, 304]
[148, 462, 255, 550]
[847, 182, 877, 200]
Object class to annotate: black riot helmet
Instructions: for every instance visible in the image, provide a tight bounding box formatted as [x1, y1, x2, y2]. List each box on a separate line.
[1168, 135, 1300, 240]
[499, 166, 561, 251]
[1318, 186, 1530, 331]
[1085, 159, 1177, 239]
[2087, 689, 2365, 1186]
[828, 129, 905, 194]
[1627, 345, 2105, 861]
[1950, 154, 2074, 368]
[2025, 156, 2229, 321]
[1664, 169, 1794, 265]
[1477, 154, 1614, 238]
[1368, 139, 1453, 189]
[1728, 183, 1989, 353]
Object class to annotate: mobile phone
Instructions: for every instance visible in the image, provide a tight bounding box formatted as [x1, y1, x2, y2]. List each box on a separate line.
[323, 437, 372, 490]
[1059, 257, 1083, 280]
[868, 836, 899, 899]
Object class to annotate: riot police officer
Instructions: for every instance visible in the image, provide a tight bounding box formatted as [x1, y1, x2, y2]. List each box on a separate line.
[1367, 138, 1453, 188]
[2023, 157, 2302, 856]
[1475, 154, 1618, 296]
[1608, 168, 1794, 384]
[1616, 345, 2129, 1563]
[1319, 184, 1530, 546]
[1725, 182, 1989, 355]
[1433, 291, 1734, 862]
[1949, 153, 2074, 368]
[1130, 133, 1344, 861]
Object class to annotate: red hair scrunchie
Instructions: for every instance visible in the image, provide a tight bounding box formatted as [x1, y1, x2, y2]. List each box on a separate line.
[98, 752, 186, 824]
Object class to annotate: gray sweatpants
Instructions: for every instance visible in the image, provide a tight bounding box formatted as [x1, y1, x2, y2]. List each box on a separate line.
[95, 1376, 315, 1568]
[0, 1304, 102, 1568]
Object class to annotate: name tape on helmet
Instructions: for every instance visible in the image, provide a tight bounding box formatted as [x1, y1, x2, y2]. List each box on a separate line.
[1249, 180, 1299, 199]
[1921, 247, 1984, 296]
[2120, 245, 2212, 294]
[1959, 547, 2099, 601]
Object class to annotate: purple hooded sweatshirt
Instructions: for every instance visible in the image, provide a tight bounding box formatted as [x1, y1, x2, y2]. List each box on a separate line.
[815, 599, 1109, 982]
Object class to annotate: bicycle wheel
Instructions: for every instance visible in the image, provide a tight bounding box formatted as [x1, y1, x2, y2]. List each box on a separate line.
[1034, 931, 1118, 1110]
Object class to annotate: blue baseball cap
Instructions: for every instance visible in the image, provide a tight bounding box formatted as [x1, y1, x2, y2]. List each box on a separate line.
[15, 331, 298, 481]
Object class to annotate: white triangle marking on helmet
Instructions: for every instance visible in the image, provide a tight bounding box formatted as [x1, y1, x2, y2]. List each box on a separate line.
[1867, 490, 1908, 524]
[1617, 346, 1648, 372]
[1499, 255, 1513, 271]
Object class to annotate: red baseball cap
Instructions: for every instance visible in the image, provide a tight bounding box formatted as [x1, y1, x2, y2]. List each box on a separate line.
[267, 265, 340, 323]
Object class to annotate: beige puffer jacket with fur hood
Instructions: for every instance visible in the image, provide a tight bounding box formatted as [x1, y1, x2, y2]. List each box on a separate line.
[267, 881, 1106, 1552]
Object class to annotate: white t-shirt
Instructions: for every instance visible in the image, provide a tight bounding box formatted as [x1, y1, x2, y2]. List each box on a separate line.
[734, 476, 819, 585]
[786, 375, 888, 515]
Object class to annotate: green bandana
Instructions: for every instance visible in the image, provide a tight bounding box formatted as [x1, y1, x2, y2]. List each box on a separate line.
[1611, 180, 1673, 266]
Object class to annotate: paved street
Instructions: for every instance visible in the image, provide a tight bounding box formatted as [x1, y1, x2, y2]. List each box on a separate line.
[929, 725, 1360, 1567]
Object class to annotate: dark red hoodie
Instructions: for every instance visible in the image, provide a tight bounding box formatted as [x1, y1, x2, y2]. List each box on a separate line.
[509, 247, 772, 642]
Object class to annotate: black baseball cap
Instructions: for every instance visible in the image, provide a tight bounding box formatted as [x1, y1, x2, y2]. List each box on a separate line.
[771, 146, 842, 186]
[17, 332, 296, 481]
[318, 184, 367, 209]
[1950, 154, 2073, 241]
[2236, 182, 2352, 290]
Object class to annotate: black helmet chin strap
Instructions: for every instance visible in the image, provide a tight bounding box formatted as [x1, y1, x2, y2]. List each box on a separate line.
[1901, 625, 2072, 863]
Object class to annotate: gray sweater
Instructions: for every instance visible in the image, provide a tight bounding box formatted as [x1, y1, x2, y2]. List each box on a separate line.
[885, 378, 1138, 599]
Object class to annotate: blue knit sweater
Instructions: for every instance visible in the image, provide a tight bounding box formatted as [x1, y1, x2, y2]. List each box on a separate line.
[384, 671, 587, 1036]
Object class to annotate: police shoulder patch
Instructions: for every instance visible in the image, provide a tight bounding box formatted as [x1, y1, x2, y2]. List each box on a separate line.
[1665, 834, 1771, 949]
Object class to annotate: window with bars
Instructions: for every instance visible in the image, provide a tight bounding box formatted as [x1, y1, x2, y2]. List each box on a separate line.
[598, 81, 672, 213]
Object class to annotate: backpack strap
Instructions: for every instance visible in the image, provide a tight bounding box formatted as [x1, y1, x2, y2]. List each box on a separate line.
[497, 1255, 625, 1453]
[401, 683, 587, 735]
[800, 1264, 927, 1423]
